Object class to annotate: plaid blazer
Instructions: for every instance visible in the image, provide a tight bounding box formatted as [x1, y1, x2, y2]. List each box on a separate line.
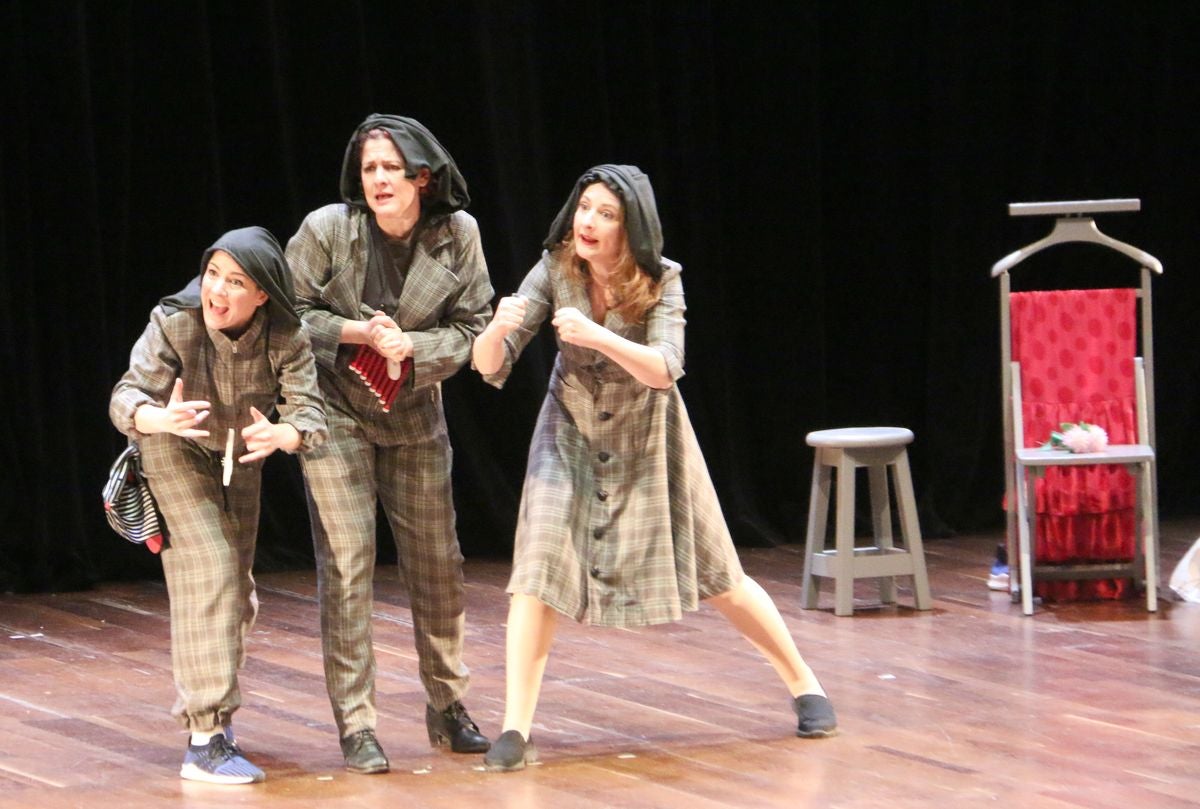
[286, 205, 494, 444]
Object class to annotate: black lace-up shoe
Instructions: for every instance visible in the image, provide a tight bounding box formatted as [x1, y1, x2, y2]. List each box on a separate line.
[425, 701, 490, 753]
[340, 729, 389, 774]
[483, 729, 538, 772]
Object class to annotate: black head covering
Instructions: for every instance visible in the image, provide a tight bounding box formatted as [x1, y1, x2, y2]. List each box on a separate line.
[543, 164, 664, 282]
[339, 113, 470, 217]
[161, 226, 299, 327]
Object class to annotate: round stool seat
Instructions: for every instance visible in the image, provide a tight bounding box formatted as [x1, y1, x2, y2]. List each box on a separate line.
[806, 427, 914, 449]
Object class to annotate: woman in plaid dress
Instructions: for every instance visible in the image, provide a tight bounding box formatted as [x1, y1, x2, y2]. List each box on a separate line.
[109, 227, 327, 784]
[473, 165, 837, 771]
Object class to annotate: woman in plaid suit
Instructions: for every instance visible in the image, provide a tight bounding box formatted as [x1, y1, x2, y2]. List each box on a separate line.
[109, 227, 328, 784]
[473, 165, 837, 771]
[285, 114, 494, 774]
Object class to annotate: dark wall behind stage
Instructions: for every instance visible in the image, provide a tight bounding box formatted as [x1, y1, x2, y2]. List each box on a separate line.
[3, 2, 1198, 592]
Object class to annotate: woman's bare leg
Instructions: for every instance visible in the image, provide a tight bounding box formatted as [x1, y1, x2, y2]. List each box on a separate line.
[707, 576, 825, 697]
[500, 593, 559, 738]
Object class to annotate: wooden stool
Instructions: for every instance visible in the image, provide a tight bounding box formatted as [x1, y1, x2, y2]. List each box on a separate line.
[801, 427, 933, 616]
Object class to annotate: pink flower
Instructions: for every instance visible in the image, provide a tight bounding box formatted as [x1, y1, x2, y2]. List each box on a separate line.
[1060, 423, 1108, 454]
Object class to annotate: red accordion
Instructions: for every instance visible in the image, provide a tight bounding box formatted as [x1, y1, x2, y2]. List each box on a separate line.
[349, 345, 412, 413]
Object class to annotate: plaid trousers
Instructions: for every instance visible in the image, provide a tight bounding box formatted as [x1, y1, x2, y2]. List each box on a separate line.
[300, 407, 469, 737]
[140, 433, 261, 731]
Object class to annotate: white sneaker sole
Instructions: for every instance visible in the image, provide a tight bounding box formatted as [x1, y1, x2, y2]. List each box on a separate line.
[180, 763, 263, 785]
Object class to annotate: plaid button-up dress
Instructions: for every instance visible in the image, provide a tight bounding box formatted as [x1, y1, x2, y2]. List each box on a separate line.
[484, 255, 743, 627]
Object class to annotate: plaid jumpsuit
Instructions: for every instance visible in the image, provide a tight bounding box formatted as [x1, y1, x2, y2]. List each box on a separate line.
[110, 306, 327, 730]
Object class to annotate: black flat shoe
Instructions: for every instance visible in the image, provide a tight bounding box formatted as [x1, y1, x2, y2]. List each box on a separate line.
[794, 694, 838, 738]
[340, 729, 389, 774]
[426, 701, 490, 753]
[483, 730, 538, 772]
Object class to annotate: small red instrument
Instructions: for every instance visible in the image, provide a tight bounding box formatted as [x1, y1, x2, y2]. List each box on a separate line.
[349, 345, 412, 413]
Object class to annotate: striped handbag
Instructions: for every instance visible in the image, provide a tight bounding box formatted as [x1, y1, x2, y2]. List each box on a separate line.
[102, 443, 167, 554]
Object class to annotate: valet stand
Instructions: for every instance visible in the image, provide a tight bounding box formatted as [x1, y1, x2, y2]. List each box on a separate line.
[993, 199, 1161, 615]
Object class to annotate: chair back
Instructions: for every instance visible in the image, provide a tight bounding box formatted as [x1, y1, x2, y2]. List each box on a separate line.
[1010, 288, 1139, 449]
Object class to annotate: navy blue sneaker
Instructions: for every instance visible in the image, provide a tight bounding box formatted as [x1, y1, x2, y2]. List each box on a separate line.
[180, 732, 265, 784]
[987, 543, 1010, 591]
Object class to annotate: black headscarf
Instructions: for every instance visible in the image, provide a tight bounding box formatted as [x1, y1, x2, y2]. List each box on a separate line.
[543, 164, 665, 282]
[161, 226, 299, 327]
[339, 113, 470, 217]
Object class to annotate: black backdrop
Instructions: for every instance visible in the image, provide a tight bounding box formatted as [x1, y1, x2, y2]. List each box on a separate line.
[3, 2, 1198, 592]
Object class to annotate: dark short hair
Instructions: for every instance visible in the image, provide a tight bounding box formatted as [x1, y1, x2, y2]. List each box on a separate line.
[351, 128, 437, 200]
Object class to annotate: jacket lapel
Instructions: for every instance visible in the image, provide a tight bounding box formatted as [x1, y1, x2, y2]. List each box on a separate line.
[555, 270, 590, 318]
[393, 221, 459, 329]
[321, 213, 371, 318]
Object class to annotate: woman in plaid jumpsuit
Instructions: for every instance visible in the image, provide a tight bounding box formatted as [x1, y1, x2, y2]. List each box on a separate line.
[473, 165, 838, 771]
[109, 227, 327, 784]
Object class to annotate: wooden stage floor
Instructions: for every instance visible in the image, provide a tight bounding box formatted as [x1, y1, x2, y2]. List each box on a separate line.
[2, 519, 1199, 809]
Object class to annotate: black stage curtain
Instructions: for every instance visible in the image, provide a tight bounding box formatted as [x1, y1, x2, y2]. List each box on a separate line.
[3, 2, 1199, 592]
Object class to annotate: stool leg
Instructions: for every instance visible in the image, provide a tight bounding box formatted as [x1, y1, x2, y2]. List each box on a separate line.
[801, 455, 830, 610]
[868, 463, 896, 605]
[834, 454, 857, 617]
[892, 451, 932, 611]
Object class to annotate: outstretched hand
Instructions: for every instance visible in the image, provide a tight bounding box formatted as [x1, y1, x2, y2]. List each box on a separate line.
[239, 406, 300, 463]
[136, 378, 211, 437]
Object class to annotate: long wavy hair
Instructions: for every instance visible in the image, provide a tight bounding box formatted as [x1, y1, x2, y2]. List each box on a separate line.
[556, 212, 662, 323]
